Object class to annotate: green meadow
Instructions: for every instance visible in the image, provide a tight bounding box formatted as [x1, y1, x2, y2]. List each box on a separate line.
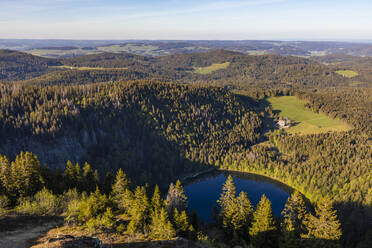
[29, 48, 100, 58]
[267, 96, 352, 134]
[335, 70, 359, 78]
[194, 62, 230, 74]
[49, 65, 128, 70]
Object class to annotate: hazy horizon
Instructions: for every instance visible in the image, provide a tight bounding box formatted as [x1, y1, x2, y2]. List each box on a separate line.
[1, 0, 372, 41]
[1, 38, 372, 43]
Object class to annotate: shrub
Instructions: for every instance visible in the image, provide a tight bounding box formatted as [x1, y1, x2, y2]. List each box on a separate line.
[15, 197, 40, 215]
[61, 188, 80, 213]
[86, 207, 115, 231]
[0, 195, 9, 215]
[15, 188, 60, 215]
[65, 198, 82, 224]
[35, 188, 60, 215]
[65, 187, 115, 230]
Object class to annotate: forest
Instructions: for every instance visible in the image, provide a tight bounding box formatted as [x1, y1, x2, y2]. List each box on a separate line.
[0, 48, 371, 248]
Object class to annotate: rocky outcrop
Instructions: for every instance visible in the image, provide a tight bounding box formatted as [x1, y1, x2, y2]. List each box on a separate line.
[45, 235, 102, 248]
[0, 128, 103, 169]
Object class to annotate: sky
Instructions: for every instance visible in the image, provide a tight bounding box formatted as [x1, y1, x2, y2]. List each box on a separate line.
[0, 0, 372, 41]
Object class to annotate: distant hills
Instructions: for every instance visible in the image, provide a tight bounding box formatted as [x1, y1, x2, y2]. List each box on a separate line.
[4, 48, 372, 88]
[1, 39, 372, 58]
[1, 49, 355, 89]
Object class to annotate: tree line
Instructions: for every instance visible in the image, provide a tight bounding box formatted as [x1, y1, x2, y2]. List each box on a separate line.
[0, 153, 344, 248]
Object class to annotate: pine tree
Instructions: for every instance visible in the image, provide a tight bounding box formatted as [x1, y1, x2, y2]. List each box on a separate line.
[282, 191, 307, 235]
[9, 152, 43, 199]
[77, 186, 110, 223]
[173, 208, 190, 236]
[74, 162, 82, 189]
[232, 191, 253, 237]
[63, 160, 76, 189]
[303, 198, 342, 248]
[151, 185, 164, 215]
[217, 175, 237, 235]
[249, 194, 277, 248]
[0, 155, 11, 196]
[111, 169, 132, 213]
[149, 206, 176, 240]
[280, 191, 308, 248]
[166, 180, 187, 214]
[127, 186, 150, 234]
[82, 162, 95, 192]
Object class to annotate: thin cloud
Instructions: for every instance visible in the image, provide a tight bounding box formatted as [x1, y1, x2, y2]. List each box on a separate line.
[112, 0, 287, 20]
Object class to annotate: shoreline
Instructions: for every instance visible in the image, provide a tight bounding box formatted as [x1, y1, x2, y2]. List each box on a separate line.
[183, 166, 313, 204]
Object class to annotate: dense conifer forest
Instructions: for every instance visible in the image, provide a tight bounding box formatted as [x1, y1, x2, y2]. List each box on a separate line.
[0, 49, 371, 248]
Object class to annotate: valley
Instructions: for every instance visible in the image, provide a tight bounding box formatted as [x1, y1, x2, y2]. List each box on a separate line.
[1, 0, 372, 246]
[0, 45, 370, 248]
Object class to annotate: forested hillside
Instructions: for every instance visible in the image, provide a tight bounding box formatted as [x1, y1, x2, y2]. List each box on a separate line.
[0, 48, 371, 248]
[0, 81, 262, 185]
[310, 54, 372, 86]
[17, 69, 151, 86]
[0, 49, 60, 81]
[2, 49, 355, 89]
[219, 88, 372, 248]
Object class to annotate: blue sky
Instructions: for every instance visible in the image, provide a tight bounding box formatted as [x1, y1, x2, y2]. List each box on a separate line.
[1, 0, 371, 40]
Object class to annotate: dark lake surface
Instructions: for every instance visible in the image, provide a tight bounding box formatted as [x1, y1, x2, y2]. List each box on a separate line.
[183, 170, 292, 223]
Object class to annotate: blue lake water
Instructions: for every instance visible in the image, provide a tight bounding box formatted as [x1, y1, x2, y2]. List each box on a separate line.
[183, 171, 292, 223]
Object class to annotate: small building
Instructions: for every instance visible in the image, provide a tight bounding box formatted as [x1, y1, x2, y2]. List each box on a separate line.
[277, 117, 291, 128]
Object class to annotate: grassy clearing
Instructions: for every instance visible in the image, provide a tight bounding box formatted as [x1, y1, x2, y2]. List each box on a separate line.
[28, 49, 100, 58]
[349, 81, 367, 87]
[49, 65, 128, 70]
[246, 50, 267, 55]
[335, 70, 359, 78]
[194, 62, 230, 74]
[97, 44, 160, 55]
[267, 96, 352, 134]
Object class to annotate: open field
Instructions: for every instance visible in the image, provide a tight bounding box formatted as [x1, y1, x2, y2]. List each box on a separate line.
[194, 62, 230, 74]
[267, 96, 352, 134]
[27, 44, 213, 58]
[97, 44, 161, 55]
[49, 65, 128, 70]
[28, 48, 100, 58]
[335, 70, 359, 78]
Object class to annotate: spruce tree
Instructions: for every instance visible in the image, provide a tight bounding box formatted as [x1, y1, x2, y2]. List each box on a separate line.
[111, 169, 132, 213]
[166, 180, 187, 214]
[282, 191, 307, 235]
[0, 155, 10, 196]
[232, 191, 253, 237]
[173, 208, 190, 236]
[149, 206, 176, 240]
[127, 186, 150, 234]
[74, 162, 82, 190]
[280, 191, 308, 248]
[217, 175, 237, 235]
[63, 160, 76, 189]
[151, 185, 164, 215]
[10, 152, 43, 199]
[82, 162, 95, 192]
[249, 194, 277, 248]
[304, 198, 342, 248]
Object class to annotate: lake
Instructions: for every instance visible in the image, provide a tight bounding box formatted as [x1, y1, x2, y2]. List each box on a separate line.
[183, 170, 292, 223]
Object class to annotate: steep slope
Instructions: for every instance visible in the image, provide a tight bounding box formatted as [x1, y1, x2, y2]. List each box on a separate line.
[0, 81, 262, 184]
